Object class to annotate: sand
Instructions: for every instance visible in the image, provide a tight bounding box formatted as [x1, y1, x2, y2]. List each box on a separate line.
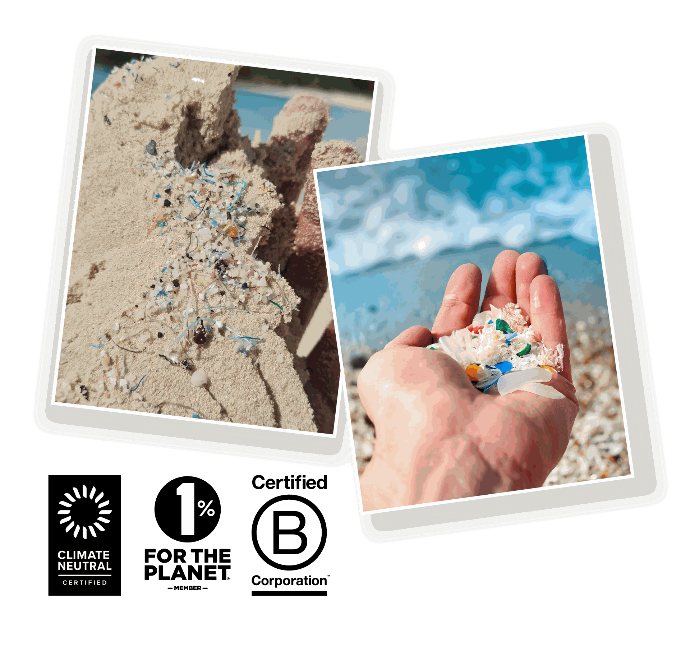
[55, 55, 361, 433]
[345, 302, 631, 486]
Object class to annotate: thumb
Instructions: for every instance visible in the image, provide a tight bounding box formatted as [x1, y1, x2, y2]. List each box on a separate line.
[385, 326, 433, 349]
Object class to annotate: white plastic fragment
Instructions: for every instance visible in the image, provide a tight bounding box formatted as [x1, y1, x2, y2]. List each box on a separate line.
[517, 382, 565, 399]
[191, 369, 208, 387]
[497, 367, 552, 396]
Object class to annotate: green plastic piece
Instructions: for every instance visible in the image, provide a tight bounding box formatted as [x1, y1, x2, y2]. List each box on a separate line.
[429, 346, 437, 350]
[516, 342, 532, 356]
[495, 318, 514, 334]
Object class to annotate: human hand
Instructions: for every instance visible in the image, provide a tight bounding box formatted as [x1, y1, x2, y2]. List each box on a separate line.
[357, 251, 579, 511]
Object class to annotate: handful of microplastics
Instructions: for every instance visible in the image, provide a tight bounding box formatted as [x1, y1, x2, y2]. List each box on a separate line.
[428, 303, 565, 400]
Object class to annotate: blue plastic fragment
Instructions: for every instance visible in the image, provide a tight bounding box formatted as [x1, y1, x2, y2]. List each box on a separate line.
[487, 319, 493, 324]
[481, 376, 501, 392]
[129, 375, 146, 392]
[192, 413, 200, 419]
[92, 343, 104, 348]
[162, 267, 167, 272]
[155, 192, 160, 198]
[492, 361, 513, 373]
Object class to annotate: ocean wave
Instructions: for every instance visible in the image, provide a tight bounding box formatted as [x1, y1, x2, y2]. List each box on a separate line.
[318, 137, 598, 276]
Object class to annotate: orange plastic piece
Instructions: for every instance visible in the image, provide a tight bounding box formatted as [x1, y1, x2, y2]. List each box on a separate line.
[468, 325, 484, 334]
[225, 225, 239, 238]
[466, 364, 480, 381]
[540, 365, 556, 373]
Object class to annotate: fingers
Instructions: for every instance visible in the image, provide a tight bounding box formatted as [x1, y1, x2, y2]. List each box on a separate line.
[386, 325, 433, 349]
[480, 250, 520, 312]
[529, 275, 572, 382]
[431, 264, 482, 338]
[515, 252, 548, 322]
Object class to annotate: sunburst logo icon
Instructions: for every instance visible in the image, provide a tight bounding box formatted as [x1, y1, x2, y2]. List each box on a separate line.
[57, 485, 112, 539]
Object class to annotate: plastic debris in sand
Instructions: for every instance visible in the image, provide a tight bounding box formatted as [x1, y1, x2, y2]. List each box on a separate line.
[428, 303, 565, 399]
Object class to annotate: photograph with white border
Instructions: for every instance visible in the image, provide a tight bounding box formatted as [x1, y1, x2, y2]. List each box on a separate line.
[49, 44, 379, 442]
[315, 133, 640, 512]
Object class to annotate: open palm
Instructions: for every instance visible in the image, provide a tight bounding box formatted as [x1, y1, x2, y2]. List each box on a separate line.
[357, 251, 579, 511]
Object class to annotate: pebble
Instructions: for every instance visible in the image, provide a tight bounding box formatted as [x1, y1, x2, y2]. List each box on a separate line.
[191, 369, 208, 387]
[146, 140, 157, 155]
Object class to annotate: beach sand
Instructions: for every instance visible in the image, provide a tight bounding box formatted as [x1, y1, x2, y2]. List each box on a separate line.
[55, 55, 360, 433]
[344, 301, 631, 487]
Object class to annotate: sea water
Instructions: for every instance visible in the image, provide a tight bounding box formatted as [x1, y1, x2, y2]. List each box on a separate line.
[318, 137, 610, 350]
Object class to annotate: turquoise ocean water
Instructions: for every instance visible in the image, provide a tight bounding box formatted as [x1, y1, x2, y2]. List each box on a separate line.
[91, 63, 370, 145]
[317, 137, 609, 350]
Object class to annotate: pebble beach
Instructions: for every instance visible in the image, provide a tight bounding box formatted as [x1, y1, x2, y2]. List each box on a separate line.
[345, 301, 630, 487]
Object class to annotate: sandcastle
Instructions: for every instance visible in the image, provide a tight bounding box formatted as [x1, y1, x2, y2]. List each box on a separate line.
[55, 56, 361, 433]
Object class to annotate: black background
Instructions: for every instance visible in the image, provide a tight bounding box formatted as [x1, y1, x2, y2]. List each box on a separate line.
[36, 34, 669, 590]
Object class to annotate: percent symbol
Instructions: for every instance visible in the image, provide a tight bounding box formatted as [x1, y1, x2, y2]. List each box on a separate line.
[198, 499, 216, 517]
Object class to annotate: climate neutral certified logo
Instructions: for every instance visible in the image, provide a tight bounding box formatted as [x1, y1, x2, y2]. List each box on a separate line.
[58, 485, 112, 539]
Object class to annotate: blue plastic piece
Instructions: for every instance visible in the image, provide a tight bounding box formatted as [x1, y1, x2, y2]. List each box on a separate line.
[129, 375, 146, 392]
[493, 361, 513, 373]
[481, 376, 501, 391]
